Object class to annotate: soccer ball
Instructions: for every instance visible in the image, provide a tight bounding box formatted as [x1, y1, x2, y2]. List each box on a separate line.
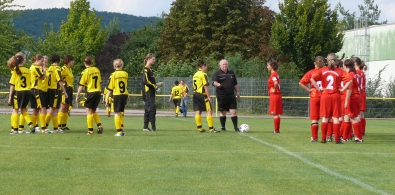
[239, 124, 250, 133]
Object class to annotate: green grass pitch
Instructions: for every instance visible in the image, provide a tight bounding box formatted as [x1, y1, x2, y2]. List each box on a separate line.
[0, 114, 394, 195]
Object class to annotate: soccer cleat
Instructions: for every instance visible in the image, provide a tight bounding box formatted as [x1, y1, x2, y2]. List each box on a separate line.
[9, 130, 18, 134]
[180, 109, 183, 114]
[43, 129, 53, 134]
[143, 128, 151, 132]
[152, 128, 156, 132]
[321, 140, 327, 144]
[97, 126, 103, 134]
[341, 138, 348, 142]
[30, 125, 36, 134]
[121, 130, 125, 136]
[175, 114, 178, 117]
[335, 141, 343, 144]
[198, 129, 206, 133]
[86, 130, 94, 135]
[221, 127, 226, 132]
[54, 129, 63, 133]
[354, 138, 364, 142]
[310, 138, 317, 142]
[210, 129, 220, 133]
[327, 136, 333, 142]
[18, 130, 28, 134]
[114, 132, 124, 136]
[63, 127, 70, 131]
[234, 128, 240, 132]
[272, 131, 280, 134]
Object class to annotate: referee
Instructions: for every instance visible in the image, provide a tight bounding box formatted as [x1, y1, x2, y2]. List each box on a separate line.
[212, 59, 240, 132]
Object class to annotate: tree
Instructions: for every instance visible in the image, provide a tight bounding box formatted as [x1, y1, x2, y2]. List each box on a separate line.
[337, 0, 387, 30]
[0, 0, 33, 74]
[121, 21, 162, 77]
[57, 0, 106, 73]
[270, 0, 344, 73]
[104, 17, 122, 39]
[158, 0, 275, 62]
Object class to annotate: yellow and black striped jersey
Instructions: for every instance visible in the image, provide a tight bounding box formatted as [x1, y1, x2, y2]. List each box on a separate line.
[47, 64, 63, 90]
[106, 70, 129, 95]
[170, 85, 183, 99]
[30, 64, 46, 91]
[61, 65, 74, 90]
[78, 66, 102, 93]
[9, 67, 31, 91]
[193, 70, 209, 95]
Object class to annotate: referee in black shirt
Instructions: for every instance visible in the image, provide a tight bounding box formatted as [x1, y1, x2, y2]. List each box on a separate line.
[212, 59, 241, 132]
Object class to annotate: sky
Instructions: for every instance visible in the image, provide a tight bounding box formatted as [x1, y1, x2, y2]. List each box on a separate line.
[11, 0, 395, 24]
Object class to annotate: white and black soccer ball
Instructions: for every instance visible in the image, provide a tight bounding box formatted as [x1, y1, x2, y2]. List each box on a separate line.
[239, 124, 250, 133]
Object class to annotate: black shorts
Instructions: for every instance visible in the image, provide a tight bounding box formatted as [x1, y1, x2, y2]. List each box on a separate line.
[113, 95, 128, 112]
[47, 89, 61, 109]
[13, 90, 30, 109]
[84, 92, 101, 110]
[62, 87, 73, 105]
[217, 94, 237, 111]
[30, 89, 46, 109]
[173, 99, 181, 107]
[193, 93, 212, 112]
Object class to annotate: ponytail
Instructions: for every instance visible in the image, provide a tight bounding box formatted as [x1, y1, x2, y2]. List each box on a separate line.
[144, 53, 155, 65]
[7, 54, 25, 75]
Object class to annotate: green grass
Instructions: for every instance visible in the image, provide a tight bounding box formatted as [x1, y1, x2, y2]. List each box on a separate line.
[0, 115, 394, 195]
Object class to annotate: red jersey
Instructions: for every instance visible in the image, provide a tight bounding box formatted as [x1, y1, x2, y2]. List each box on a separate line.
[312, 67, 343, 94]
[340, 69, 347, 96]
[300, 68, 321, 98]
[268, 71, 281, 94]
[344, 72, 360, 98]
[356, 69, 366, 93]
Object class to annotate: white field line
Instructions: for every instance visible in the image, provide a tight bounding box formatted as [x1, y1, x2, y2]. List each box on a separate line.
[243, 134, 392, 195]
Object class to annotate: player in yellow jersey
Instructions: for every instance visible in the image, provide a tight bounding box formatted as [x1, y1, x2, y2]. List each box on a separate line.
[105, 59, 129, 136]
[29, 54, 49, 133]
[7, 52, 36, 134]
[58, 55, 74, 131]
[192, 61, 219, 133]
[44, 54, 68, 133]
[168, 80, 183, 117]
[76, 56, 104, 135]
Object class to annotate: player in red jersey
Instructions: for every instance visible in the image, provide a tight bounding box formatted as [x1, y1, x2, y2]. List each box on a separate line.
[340, 59, 363, 142]
[311, 53, 344, 144]
[299, 56, 325, 142]
[354, 57, 367, 135]
[267, 60, 282, 133]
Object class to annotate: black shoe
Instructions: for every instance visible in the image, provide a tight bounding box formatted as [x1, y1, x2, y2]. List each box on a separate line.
[335, 141, 343, 144]
[63, 127, 70, 131]
[321, 140, 327, 144]
[152, 128, 156, 132]
[234, 128, 240, 132]
[180, 109, 183, 114]
[221, 127, 226, 131]
[198, 129, 206, 133]
[97, 126, 103, 134]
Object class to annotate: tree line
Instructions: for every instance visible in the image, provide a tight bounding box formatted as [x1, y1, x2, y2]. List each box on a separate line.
[1, 0, 387, 79]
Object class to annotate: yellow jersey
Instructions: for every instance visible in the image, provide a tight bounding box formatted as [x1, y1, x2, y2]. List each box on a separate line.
[170, 85, 183, 99]
[78, 66, 102, 93]
[61, 65, 74, 90]
[192, 70, 209, 95]
[9, 66, 31, 91]
[106, 70, 129, 95]
[47, 64, 63, 90]
[30, 64, 46, 91]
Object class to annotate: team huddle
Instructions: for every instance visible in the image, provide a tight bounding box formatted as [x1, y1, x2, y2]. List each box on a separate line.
[299, 53, 367, 144]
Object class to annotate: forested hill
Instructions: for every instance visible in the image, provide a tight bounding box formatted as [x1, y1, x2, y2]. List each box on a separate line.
[12, 8, 160, 37]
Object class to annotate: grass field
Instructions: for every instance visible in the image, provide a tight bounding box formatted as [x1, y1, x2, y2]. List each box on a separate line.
[0, 114, 394, 195]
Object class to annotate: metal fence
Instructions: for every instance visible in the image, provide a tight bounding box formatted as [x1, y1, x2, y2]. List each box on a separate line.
[1, 76, 394, 117]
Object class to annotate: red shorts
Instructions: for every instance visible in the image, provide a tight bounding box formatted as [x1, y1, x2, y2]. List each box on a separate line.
[269, 93, 283, 115]
[320, 93, 341, 118]
[360, 92, 366, 111]
[345, 97, 361, 118]
[310, 97, 320, 120]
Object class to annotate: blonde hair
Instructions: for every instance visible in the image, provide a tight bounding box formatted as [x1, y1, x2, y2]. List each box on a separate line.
[326, 53, 338, 69]
[144, 53, 155, 65]
[7, 52, 26, 75]
[113, 59, 124, 69]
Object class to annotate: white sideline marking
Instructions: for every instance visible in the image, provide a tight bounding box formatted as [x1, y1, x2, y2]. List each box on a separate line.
[243, 134, 392, 195]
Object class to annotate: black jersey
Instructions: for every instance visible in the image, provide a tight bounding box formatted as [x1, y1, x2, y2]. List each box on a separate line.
[212, 69, 238, 95]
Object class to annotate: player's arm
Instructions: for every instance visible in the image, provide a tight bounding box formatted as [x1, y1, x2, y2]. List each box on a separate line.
[234, 84, 240, 98]
[142, 69, 156, 89]
[310, 78, 321, 92]
[204, 84, 211, 103]
[340, 80, 352, 93]
[8, 84, 15, 105]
